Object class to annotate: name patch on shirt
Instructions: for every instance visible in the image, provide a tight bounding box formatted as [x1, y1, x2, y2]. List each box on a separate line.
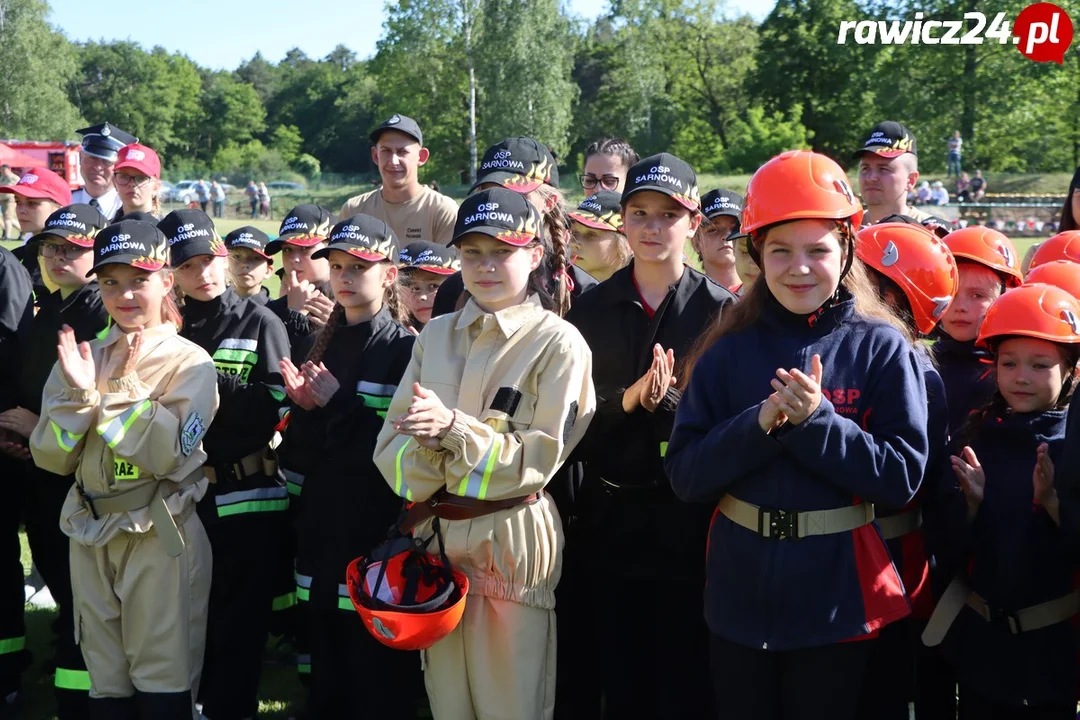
[113, 459, 139, 481]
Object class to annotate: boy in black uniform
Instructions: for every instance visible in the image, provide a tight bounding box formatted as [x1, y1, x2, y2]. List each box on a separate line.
[265, 205, 337, 353]
[2, 204, 109, 719]
[564, 153, 734, 719]
[159, 209, 291, 720]
[225, 226, 274, 306]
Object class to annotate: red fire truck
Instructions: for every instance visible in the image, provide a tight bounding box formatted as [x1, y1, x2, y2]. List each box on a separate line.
[0, 140, 82, 189]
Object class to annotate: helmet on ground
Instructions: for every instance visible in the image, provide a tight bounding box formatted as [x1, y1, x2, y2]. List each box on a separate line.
[943, 227, 1023, 288]
[856, 222, 959, 334]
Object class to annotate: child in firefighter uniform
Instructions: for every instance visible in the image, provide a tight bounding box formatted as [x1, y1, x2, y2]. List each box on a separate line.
[373, 188, 596, 720]
[159, 209, 291, 720]
[30, 219, 218, 719]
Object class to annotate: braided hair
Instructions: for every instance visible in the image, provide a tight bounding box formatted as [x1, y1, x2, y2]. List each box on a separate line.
[532, 183, 572, 317]
[306, 304, 345, 365]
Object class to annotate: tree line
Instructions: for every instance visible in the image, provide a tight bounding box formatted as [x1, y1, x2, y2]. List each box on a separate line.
[2, 0, 1078, 184]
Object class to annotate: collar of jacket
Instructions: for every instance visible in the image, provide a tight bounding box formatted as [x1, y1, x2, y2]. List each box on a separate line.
[980, 407, 1068, 441]
[100, 317, 177, 348]
[338, 303, 394, 342]
[42, 280, 99, 315]
[455, 294, 544, 337]
[760, 285, 856, 336]
[932, 330, 987, 358]
[183, 287, 240, 322]
[599, 260, 697, 311]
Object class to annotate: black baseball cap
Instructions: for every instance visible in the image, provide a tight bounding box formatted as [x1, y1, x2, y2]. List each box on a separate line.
[266, 205, 335, 254]
[158, 209, 227, 267]
[88, 220, 168, 277]
[119, 211, 158, 223]
[370, 114, 423, 146]
[472, 137, 559, 194]
[31, 204, 109, 248]
[701, 189, 744, 229]
[855, 121, 917, 159]
[312, 214, 399, 263]
[399, 241, 459, 275]
[75, 122, 138, 162]
[568, 191, 623, 233]
[225, 226, 272, 260]
[452, 187, 543, 247]
[622, 153, 700, 211]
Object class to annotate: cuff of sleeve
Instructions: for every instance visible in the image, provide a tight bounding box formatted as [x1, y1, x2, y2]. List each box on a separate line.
[107, 373, 142, 394]
[63, 386, 97, 405]
[779, 396, 835, 441]
[439, 410, 469, 456]
[659, 386, 682, 413]
[417, 445, 446, 462]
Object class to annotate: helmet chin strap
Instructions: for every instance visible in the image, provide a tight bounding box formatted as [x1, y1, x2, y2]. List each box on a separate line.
[807, 220, 856, 327]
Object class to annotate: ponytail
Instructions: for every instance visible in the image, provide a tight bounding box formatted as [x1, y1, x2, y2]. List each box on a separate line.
[307, 304, 345, 365]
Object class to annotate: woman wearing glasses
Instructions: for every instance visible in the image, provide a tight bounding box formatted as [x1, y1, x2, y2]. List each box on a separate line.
[113, 144, 163, 220]
[579, 137, 639, 197]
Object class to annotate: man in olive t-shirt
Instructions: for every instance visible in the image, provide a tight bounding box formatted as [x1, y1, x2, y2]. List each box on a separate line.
[340, 114, 458, 245]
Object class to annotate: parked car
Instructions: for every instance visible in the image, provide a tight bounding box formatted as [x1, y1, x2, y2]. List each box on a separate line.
[167, 180, 198, 204]
[265, 181, 306, 192]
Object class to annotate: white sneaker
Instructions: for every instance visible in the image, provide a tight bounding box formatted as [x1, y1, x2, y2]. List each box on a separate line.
[26, 585, 56, 610]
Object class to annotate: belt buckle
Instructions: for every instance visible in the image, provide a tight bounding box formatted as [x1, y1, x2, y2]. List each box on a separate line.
[987, 605, 1021, 633]
[761, 508, 799, 540]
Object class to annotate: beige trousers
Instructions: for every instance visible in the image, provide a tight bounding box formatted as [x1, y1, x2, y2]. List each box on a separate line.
[424, 595, 557, 720]
[70, 510, 212, 702]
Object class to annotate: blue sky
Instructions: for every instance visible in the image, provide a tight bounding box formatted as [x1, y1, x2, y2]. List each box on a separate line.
[47, 0, 776, 70]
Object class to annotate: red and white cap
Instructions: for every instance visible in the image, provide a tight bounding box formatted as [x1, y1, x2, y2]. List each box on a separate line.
[113, 144, 161, 178]
[0, 167, 72, 206]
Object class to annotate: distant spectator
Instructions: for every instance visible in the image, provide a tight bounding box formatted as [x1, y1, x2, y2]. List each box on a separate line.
[258, 181, 270, 219]
[915, 180, 931, 205]
[245, 180, 258, 218]
[211, 180, 226, 218]
[930, 180, 949, 205]
[946, 130, 962, 177]
[968, 169, 986, 201]
[955, 171, 971, 201]
[0, 165, 18, 240]
[194, 177, 211, 212]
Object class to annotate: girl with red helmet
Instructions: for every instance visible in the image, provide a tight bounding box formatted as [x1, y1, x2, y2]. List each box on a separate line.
[935, 227, 1023, 435]
[926, 284, 1080, 717]
[853, 220, 958, 720]
[373, 187, 595, 720]
[666, 150, 930, 719]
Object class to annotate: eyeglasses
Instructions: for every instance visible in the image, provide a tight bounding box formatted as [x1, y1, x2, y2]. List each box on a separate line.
[40, 242, 90, 259]
[579, 174, 621, 191]
[114, 173, 152, 188]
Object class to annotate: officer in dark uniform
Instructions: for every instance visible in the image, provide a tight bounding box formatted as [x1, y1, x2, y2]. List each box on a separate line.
[72, 122, 138, 222]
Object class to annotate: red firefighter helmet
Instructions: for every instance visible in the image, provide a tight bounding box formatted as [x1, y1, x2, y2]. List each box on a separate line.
[743, 150, 863, 239]
[1024, 260, 1080, 301]
[943, 226, 1023, 288]
[856, 222, 959, 334]
[977, 283, 1080, 350]
[1029, 231, 1080, 270]
[346, 536, 468, 651]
